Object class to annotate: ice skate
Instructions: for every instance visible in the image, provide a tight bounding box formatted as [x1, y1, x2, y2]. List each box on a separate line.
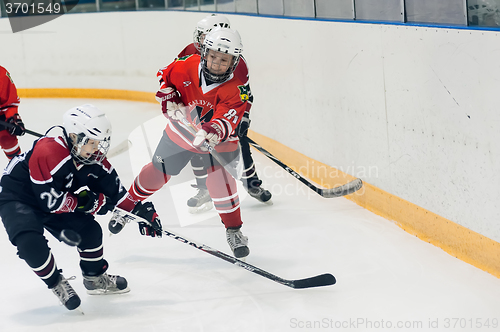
[187, 187, 213, 214]
[247, 185, 273, 205]
[108, 208, 132, 234]
[83, 272, 130, 295]
[51, 274, 81, 310]
[226, 227, 250, 259]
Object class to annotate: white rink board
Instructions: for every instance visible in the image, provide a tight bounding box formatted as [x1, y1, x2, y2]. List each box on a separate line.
[0, 13, 498, 240]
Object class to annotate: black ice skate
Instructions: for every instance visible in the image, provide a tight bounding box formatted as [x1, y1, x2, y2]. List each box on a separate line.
[108, 208, 131, 234]
[83, 272, 130, 295]
[247, 185, 272, 205]
[226, 227, 250, 259]
[51, 274, 81, 310]
[187, 187, 213, 214]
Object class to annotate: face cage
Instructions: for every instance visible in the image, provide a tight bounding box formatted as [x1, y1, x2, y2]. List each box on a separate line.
[201, 49, 240, 83]
[70, 133, 111, 165]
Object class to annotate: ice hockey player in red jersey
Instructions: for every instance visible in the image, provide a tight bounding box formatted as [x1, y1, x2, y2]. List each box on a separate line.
[0, 66, 26, 159]
[0, 104, 163, 311]
[178, 14, 272, 214]
[123, 27, 251, 259]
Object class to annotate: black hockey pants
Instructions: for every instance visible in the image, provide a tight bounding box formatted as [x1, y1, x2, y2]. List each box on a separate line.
[0, 201, 107, 288]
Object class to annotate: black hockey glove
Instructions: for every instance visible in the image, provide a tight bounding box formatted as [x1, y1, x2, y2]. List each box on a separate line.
[7, 113, 25, 136]
[132, 201, 163, 237]
[237, 112, 250, 137]
[76, 190, 114, 215]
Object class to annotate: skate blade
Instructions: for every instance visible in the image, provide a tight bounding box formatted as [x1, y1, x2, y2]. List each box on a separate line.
[86, 287, 130, 295]
[188, 202, 214, 214]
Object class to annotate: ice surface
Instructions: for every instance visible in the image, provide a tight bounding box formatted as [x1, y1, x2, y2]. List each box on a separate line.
[0, 99, 499, 332]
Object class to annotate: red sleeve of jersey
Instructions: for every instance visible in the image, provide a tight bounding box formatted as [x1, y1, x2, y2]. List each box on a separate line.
[157, 55, 197, 91]
[177, 43, 199, 58]
[233, 57, 253, 115]
[157, 61, 178, 90]
[234, 56, 249, 84]
[211, 80, 249, 141]
[29, 137, 78, 213]
[0, 66, 20, 118]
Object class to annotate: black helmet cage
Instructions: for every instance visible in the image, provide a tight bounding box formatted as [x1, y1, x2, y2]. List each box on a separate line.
[70, 132, 111, 165]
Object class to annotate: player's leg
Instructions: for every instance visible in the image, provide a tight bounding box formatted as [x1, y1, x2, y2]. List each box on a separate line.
[187, 154, 213, 213]
[128, 131, 191, 201]
[239, 134, 272, 204]
[47, 212, 129, 295]
[205, 151, 249, 259]
[0, 201, 81, 310]
[0, 129, 21, 159]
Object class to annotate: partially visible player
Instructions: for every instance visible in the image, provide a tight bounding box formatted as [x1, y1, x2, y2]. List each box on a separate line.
[179, 14, 272, 214]
[0, 65, 25, 159]
[0, 105, 163, 311]
[124, 28, 251, 258]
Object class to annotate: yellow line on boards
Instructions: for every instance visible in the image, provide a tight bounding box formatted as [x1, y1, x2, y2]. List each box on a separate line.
[18, 88, 156, 103]
[17, 88, 499, 278]
[248, 130, 500, 279]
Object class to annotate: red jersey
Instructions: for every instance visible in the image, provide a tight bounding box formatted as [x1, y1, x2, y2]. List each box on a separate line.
[0, 66, 20, 119]
[177, 43, 199, 58]
[157, 54, 250, 153]
[177, 43, 253, 113]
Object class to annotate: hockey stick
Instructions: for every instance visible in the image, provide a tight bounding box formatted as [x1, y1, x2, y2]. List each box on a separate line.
[246, 136, 363, 198]
[176, 112, 241, 180]
[107, 139, 131, 158]
[110, 208, 336, 289]
[0, 120, 130, 159]
[0, 120, 43, 137]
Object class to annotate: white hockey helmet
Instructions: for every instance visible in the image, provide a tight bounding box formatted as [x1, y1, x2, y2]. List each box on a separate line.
[63, 104, 112, 165]
[201, 27, 243, 83]
[193, 14, 231, 52]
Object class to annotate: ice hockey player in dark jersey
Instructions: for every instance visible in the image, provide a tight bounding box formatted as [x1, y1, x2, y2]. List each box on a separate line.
[0, 65, 26, 159]
[179, 14, 272, 213]
[120, 27, 251, 259]
[0, 104, 163, 311]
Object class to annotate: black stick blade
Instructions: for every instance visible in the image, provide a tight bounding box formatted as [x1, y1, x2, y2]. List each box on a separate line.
[321, 179, 363, 198]
[292, 273, 336, 289]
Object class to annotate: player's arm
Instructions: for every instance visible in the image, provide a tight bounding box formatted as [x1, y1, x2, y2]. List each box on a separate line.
[193, 86, 248, 150]
[155, 64, 185, 121]
[0, 68, 20, 114]
[0, 69, 25, 136]
[28, 150, 79, 214]
[236, 80, 253, 137]
[83, 159, 162, 236]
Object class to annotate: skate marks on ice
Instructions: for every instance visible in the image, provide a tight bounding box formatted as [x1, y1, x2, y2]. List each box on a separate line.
[1, 100, 500, 332]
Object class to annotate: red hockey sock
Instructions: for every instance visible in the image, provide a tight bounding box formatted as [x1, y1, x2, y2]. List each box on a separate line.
[0, 131, 20, 159]
[206, 165, 242, 228]
[129, 162, 171, 201]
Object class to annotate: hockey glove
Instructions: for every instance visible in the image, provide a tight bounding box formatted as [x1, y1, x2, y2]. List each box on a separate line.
[237, 112, 250, 137]
[7, 113, 25, 136]
[155, 87, 185, 121]
[193, 122, 224, 152]
[76, 190, 113, 215]
[132, 201, 163, 237]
